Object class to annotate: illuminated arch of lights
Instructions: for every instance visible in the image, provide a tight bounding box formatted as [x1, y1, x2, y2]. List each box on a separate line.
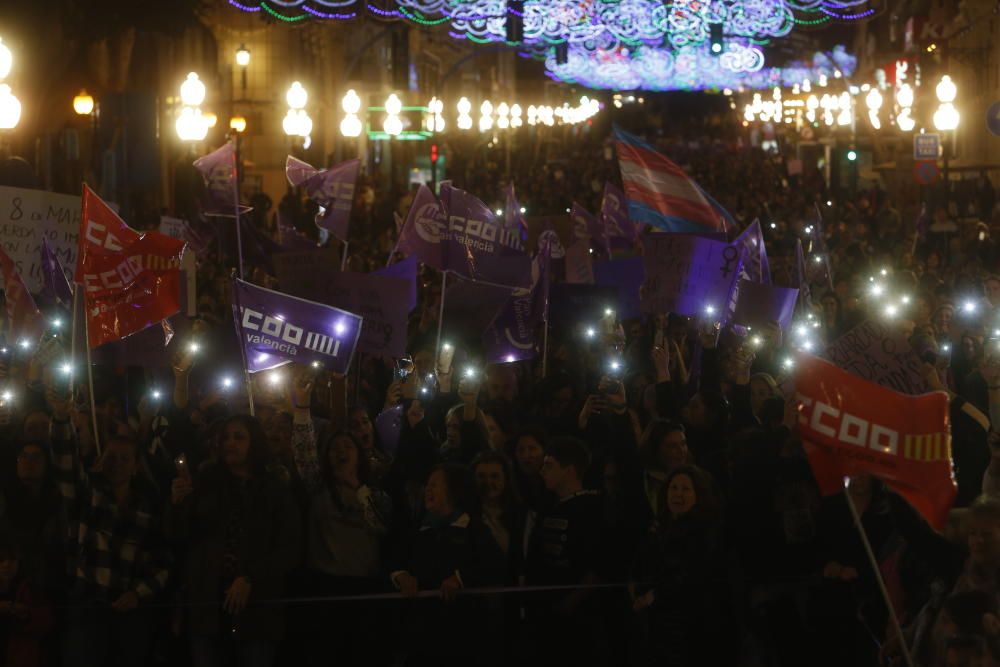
[545, 43, 856, 92]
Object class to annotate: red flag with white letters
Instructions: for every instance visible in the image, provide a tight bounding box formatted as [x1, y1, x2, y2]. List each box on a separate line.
[0, 245, 45, 347]
[795, 354, 955, 530]
[78, 188, 186, 348]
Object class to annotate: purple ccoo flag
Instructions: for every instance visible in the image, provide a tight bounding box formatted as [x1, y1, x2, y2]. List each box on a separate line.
[193, 143, 252, 217]
[231, 278, 363, 374]
[398, 184, 447, 270]
[375, 255, 418, 313]
[40, 239, 73, 308]
[571, 202, 608, 260]
[286, 156, 360, 241]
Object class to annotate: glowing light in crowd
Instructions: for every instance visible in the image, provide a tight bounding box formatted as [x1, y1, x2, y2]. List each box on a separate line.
[340, 89, 362, 138]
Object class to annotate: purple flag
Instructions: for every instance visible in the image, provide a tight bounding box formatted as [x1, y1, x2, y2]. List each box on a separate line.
[398, 184, 447, 270]
[438, 183, 531, 288]
[40, 239, 73, 308]
[231, 278, 363, 374]
[732, 280, 799, 332]
[193, 143, 251, 217]
[794, 239, 812, 316]
[375, 255, 418, 313]
[503, 183, 529, 242]
[734, 220, 771, 284]
[601, 182, 637, 249]
[327, 272, 410, 358]
[286, 156, 361, 241]
[594, 256, 645, 320]
[484, 246, 550, 363]
[572, 202, 608, 260]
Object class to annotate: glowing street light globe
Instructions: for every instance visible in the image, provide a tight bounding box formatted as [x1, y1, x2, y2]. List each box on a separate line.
[286, 81, 308, 110]
[384, 115, 403, 136]
[936, 75, 957, 103]
[235, 45, 250, 68]
[385, 93, 402, 116]
[865, 88, 882, 111]
[229, 115, 247, 133]
[176, 106, 208, 141]
[0, 38, 11, 80]
[0, 84, 22, 130]
[934, 104, 960, 131]
[342, 89, 361, 114]
[457, 97, 471, 115]
[340, 114, 362, 137]
[73, 90, 94, 116]
[180, 72, 206, 107]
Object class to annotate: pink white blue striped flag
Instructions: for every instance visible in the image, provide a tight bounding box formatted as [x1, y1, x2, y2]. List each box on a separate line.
[613, 126, 735, 235]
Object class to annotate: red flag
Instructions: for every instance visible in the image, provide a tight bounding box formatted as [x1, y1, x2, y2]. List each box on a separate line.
[78, 188, 186, 348]
[0, 245, 45, 346]
[795, 354, 955, 530]
[77, 186, 141, 284]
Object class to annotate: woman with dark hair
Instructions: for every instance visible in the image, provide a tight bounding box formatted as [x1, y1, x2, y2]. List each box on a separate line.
[167, 413, 301, 667]
[391, 463, 505, 667]
[820, 292, 847, 343]
[290, 371, 392, 666]
[635, 420, 691, 529]
[348, 405, 393, 485]
[511, 425, 551, 513]
[632, 465, 727, 667]
[471, 450, 527, 579]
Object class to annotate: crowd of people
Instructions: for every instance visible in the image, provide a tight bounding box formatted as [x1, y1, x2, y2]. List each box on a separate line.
[3, 117, 1000, 667]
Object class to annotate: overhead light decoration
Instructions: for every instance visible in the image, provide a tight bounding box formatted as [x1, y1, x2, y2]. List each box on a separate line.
[340, 89, 363, 137]
[456, 97, 473, 130]
[384, 93, 403, 136]
[479, 100, 493, 133]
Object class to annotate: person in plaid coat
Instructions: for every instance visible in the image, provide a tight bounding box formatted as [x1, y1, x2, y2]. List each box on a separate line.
[48, 390, 171, 667]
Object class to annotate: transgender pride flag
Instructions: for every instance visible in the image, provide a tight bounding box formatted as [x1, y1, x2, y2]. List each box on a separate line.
[613, 126, 735, 235]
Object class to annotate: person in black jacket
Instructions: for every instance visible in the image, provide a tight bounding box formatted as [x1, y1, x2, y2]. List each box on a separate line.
[524, 436, 608, 667]
[632, 464, 727, 667]
[391, 463, 505, 667]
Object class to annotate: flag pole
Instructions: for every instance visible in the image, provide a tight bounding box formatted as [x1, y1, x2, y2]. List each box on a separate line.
[83, 314, 101, 456]
[385, 234, 403, 268]
[341, 240, 349, 271]
[232, 139, 245, 281]
[434, 272, 447, 365]
[230, 274, 256, 417]
[541, 318, 549, 379]
[69, 288, 79, 398]
[842, 478, 915, 667]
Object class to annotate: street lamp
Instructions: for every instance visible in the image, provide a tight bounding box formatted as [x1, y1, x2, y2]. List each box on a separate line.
[176, 72, 208, 142]
[283, 82, 312, 144]
[340, 89, 362, 137]
[235, 44, 250, 68]
[73, 90, 94, 116]
[229, 115, 247, 133]
[0, 84, 20, 130]
[865, 88, 882, 130]
[456, 97, 473, 130]
[934, 75, 960, 214]
[383, 93, 402, 136]
[0, 38, 11, 80]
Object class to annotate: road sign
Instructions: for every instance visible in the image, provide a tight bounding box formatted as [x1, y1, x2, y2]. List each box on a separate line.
[987, 102, 1000, 137]
[913, 160, 940, 186]
[914, 133, 940, 160]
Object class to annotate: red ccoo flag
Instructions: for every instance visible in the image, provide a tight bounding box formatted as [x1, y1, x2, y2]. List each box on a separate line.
[795, 354, 955, 530]
[78, 187, 186, 348]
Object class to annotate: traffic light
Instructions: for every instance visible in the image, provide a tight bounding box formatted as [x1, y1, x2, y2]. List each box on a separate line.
[709, 23, 723, 56]
[430, 143, 439, 164]
[506, 0, 524, 44]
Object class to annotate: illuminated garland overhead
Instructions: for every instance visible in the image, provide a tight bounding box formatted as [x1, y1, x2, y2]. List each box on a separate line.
[545, 43, 856, 92]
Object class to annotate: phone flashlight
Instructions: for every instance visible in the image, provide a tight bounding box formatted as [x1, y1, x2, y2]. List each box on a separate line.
[604, 308, 614, 317]
[188, 341, 200, 354]
[704, 304, 716, 317]
[884, 304, 898, 318]
[942, 343, 952, 353]
[585, 327, 596, 339]
[442, 342, 452, 351]
[150, 389, 162, 400]
[268, 372, 283, 386]
[1, 390, 13, 402]
[751, 335, 763, 348]
[220, 376, 234, 390]
[51, 318, 62, 329]
[981, 231, 988, 241]
[464, 367, 477, 380]
[782, 357, 795, 370]
[311, 361, 321, 369]
[963, 301, 978, 315]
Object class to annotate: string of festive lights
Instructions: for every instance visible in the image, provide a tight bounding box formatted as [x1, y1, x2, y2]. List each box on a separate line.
[546, 42, 855, 93]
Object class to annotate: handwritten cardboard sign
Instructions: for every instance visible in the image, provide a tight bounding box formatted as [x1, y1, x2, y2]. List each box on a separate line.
[824, 320, 930, 395]
[0, 186, 81, 291]
[640, 234, 742, 317]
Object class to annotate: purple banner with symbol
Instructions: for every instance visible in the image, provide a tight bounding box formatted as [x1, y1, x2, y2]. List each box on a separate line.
[572, 202, 607, 260]
[601, 182, 637, 248]
[398, 184, 446, 270]
[286, 156, 360, 241]
[231, 278, 362, 374]
[640, 234, 743, 318]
